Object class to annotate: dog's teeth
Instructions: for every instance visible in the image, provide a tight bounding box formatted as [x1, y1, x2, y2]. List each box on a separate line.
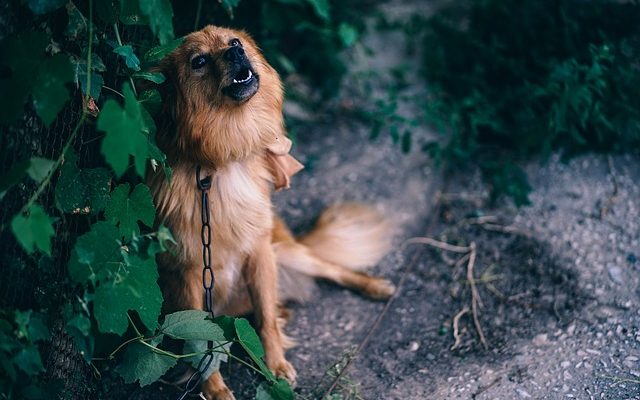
[233, 70, 252, 84]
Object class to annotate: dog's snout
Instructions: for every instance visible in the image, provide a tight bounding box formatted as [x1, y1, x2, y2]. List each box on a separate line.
[224, 46, 245, 63]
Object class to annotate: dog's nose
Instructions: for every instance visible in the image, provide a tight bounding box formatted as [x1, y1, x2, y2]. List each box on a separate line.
[224, 46, 245, 63]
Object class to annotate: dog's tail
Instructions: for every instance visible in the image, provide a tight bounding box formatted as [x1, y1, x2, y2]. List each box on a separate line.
[274, 203, 395, 303]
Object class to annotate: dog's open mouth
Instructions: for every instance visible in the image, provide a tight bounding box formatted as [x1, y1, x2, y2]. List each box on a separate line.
[223, 66, 259, 102]
[233, 67, 253, 84]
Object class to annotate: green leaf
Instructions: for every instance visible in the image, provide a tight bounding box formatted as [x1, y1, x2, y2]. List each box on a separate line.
[220, 0, 240, 18]
[143, 37, 184, 65]
[26, 157, 55, 183]
[68, 221, 121, 284]
[0, 32, 73, 126]
[74, 56, 105, 100]
[213, 315, 237, 341]
[27, 0, 67, 14]
[337, 23, 358, 47]
[160, 311, 226, 342]
[115, 341, 176, 386]
[94, 254, 162, 334]
[13, 346, 44, 376]
[97, 82, 150, 177]
[234, 318, 275, 381]
[32, 54, 74, 126]
[113, 45, 141, 71]
[306, 0, 330, 22]
[133, 71, 166, 84]
[66, 314, 94, 361]
[11, 204, 55, 255]
[234, 318, 264, 359]
[256, 379, 295, 400]
[138, 0, 175, 45]
[105, 183, 155, 241]
[55, 150, 111, 215]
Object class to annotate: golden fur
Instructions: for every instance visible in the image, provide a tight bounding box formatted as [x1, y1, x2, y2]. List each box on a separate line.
[148, 25, 395, 400]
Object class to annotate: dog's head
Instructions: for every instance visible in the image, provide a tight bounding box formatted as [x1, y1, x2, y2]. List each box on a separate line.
[155, 26, 285, 166]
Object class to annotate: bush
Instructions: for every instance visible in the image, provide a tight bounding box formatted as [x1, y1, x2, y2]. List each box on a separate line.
[420, 0, 640, 204]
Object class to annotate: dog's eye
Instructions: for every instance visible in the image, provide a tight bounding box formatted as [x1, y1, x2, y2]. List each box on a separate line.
[229, 38, 241, 47]
[191, 55, 209, 70]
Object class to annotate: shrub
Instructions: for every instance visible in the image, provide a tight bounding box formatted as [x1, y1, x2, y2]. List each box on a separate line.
[420, 0, 640, 204]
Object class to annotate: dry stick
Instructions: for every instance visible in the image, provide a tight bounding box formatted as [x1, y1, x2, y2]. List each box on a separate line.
[404, 237, 470, 254]
[320, 193, 446, 399]
[450, 306, 470, 350]
[466, 242, 488, 350]
[408, 237, 489, 350]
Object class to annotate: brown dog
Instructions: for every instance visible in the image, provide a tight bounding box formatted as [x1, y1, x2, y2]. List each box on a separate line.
[148, 25, 395, 399]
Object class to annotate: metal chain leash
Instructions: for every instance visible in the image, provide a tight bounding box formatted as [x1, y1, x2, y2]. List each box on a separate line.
[176, 166, 216, 400]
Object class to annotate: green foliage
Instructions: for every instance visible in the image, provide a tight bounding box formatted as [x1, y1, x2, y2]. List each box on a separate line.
[68, 221, 163, 335]
[115, 340, 177, 386]
[0, 311, 54, 399]
[419, 0, 640, 203]
[0, 31, 74, 126]
[55, 150, 111, 214]
[97, 83, 154, 178]
[0, 0, 362, 397]
[160, 310, 225, 342]
[104, 183, 155, 241]
[138, 0, 175, 45]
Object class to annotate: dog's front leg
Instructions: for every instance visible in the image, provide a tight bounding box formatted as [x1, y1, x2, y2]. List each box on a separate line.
[245, 235, 297, 385]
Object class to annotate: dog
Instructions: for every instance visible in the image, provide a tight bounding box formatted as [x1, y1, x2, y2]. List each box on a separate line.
[147, 25, 396, 400]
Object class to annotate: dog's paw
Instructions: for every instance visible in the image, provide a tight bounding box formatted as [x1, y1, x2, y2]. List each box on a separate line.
[364, 278, 396, 300]
[269, 358, 297, 387]
[203, 387, 236, 400]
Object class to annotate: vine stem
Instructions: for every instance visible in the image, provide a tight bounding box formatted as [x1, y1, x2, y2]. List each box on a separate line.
[113, 22, 138, 97]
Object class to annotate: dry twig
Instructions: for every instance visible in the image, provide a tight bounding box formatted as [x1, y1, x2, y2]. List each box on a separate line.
[408, 237, 489, 350]
[404, 237, 470, 253]
[450, 306, 469, 350]
[467, 242, 488, 349]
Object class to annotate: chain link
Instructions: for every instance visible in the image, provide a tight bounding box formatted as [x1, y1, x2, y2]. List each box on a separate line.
[176, 165, 215, 400]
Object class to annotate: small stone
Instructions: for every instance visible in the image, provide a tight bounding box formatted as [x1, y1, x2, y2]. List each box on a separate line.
[409, 341, 420, 351]
[608, 265, 624, 284]
[533, 333, 549, 346]
[563, 370, 573, 380]
[561, 361, 571, 368]
[516, 388, 532, 398]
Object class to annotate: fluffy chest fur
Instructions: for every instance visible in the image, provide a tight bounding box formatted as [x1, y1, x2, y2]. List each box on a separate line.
[150, 154, 273, 305]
